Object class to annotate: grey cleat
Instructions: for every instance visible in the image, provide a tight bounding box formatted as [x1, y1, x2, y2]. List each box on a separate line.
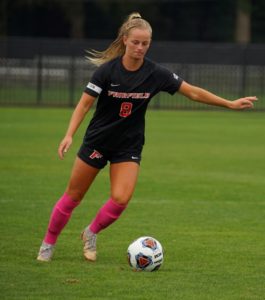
[81, 227, 97, 262]
[37, 241, 55, 262]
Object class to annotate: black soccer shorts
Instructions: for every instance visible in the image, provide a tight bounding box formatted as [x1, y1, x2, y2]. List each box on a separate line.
[77, 144, 142, 169]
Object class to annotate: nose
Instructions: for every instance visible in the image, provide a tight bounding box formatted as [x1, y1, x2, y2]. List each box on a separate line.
[137, 43, 144, 50]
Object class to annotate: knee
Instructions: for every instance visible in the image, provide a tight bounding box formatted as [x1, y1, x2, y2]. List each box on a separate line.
[111, 190, 132, 206]
[65, 188, 85, 202]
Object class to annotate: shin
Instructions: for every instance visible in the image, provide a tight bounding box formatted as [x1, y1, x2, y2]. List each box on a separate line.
[43, 193, 80, 244]
[89, 198, 127, 234]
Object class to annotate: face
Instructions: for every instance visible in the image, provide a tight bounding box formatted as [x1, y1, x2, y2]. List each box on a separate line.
[123, 28, 151, 60]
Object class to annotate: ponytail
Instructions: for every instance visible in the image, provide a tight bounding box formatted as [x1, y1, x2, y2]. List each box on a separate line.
[86, 12, 152, 66]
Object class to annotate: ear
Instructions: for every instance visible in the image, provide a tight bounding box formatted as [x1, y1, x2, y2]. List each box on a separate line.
[123, 35, 128, 46]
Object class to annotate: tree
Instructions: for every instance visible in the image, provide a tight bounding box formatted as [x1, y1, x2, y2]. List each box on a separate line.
[60, 0, 85, 39]
[235, 0, 251, 43]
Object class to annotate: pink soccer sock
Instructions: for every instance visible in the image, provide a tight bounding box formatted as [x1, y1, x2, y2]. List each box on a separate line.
[43, 193, 80, 245]
[89, 198, 127, 234]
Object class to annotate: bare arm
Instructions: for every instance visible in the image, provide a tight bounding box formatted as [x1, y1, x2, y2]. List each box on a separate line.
[179, 81, 257, 110]
[58, 92, 96, 159]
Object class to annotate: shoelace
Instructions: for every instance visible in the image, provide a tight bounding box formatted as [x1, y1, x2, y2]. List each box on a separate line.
[84, 232, 96, 251]
[40, 245, 53, 258]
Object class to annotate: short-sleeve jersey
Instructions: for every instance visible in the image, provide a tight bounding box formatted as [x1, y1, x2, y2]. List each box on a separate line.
[83, 56, 183, 152]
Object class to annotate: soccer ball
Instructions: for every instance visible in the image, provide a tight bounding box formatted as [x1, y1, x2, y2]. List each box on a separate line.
[127, 236, 164, 271]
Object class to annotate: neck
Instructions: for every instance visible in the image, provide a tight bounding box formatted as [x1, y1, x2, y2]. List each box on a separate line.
[122, 55, 144, 71]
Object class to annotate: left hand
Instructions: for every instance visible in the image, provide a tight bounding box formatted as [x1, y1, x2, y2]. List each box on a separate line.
[229, 96, 258, 110]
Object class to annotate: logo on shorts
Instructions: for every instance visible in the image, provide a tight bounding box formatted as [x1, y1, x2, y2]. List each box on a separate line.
[89, 150, 103, 159]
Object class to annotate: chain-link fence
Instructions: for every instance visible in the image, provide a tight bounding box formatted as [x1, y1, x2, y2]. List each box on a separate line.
[0, 38, 264, 110]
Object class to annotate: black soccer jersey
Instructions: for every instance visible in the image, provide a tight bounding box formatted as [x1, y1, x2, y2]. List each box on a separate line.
[83, 56, 183, 152]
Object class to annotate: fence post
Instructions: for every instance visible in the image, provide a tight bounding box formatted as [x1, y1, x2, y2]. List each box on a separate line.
[240, 45, 247, 98]
[36, 54, 43, 105]
[69, 55, 75, 107]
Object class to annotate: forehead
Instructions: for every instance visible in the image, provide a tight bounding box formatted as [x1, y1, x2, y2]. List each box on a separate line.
[127, 28, 151, 40]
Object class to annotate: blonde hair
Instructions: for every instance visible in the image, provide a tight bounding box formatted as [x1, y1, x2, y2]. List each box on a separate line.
[87, 12, 152, 66]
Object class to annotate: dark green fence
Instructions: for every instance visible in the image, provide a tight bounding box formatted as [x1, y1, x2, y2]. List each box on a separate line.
[0, 38, 264, 110]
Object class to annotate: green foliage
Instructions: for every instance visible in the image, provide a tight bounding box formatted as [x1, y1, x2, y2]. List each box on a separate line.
[2, 0, 265, 42]
[0, 108, 265, 299]
[237, 0, 251, 12]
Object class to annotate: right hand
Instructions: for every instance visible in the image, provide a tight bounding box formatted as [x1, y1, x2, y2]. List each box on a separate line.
[58, 136, 73, 160]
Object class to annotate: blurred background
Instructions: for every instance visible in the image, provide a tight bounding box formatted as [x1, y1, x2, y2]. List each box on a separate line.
[0, 0, 264, 109]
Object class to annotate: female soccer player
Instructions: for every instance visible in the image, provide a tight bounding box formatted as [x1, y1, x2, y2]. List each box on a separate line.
[37, 12, 257, 262]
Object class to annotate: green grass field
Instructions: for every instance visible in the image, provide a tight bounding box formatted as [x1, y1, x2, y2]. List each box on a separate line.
[0, 107, 265, 300]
